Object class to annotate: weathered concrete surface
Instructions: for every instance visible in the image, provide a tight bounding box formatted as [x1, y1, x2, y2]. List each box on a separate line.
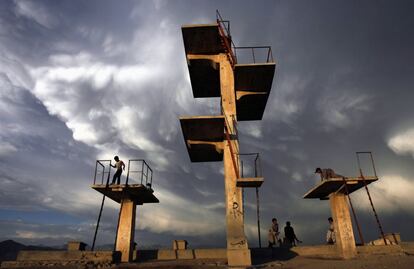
[16, 251, 119, 262]
[182, 24, 225, 55]
[220, 53, 251, 267]
[401, 242, 414, 255]
[116, 199, 136, 262]
[303, 176, 378, 199]
[357, 245, 403, 256]
[234, 63, 276, 121]
[236, 177, 264, 188]
[329, 193, 357, 259]
[172, 240, 187, 250]
[91, 184, 158, 205]
[157, 249, 226, 260]
[1, 250, 120, 268]
[187, 55, 221, 98]
[67, 241, 86, 251]
[179, 116, 225, 162]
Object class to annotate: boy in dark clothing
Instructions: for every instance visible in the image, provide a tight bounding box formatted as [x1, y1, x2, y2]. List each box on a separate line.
[284, 221, 302, 247]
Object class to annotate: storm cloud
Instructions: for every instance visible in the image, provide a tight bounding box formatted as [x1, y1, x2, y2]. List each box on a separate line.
[1, 0, 414, 248]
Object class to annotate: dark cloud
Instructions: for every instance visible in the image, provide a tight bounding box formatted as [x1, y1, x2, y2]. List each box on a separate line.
[0, 0, 414, 248]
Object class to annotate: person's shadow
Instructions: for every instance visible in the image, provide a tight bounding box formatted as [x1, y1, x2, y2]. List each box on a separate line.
[251, 244, 298, 265]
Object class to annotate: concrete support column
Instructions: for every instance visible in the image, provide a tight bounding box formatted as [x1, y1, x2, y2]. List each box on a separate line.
[329, 193, 357, 259]
[115, 198, 136, 262]
[220, 53, 251, 266]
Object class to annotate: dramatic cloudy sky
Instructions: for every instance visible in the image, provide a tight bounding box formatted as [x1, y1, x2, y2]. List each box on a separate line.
[1, 0, 414, 248]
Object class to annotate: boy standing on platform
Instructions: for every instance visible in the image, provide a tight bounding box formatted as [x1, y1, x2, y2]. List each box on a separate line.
[111, 156, 125, 185]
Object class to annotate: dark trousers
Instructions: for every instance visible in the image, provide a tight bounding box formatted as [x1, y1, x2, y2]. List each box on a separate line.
[112, 169, 122, 184]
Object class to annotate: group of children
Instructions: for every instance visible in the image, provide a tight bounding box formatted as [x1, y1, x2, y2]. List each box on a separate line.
[268, 218, 302, 248]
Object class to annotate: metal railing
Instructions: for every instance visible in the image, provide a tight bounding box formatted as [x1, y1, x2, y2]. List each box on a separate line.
[92, 159, 153, 188]
[356, 152, 387, 245]
[93, 160, 112, 185]
[216, 10, 231, 39]
[239, 153, 262, 178]
[126, 159, 153, 188]
[234, 46, 274, 64]
[216, 10, 237, 66]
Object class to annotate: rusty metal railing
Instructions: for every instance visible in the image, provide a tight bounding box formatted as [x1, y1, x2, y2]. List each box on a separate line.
[216, 10, 237, 66]
[234, 46, 274, 64]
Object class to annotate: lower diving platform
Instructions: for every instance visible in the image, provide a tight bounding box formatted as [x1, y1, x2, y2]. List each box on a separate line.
[303, 176, 378, 200]
[91, 184, 159, 205]
[179, 115, 225, 162]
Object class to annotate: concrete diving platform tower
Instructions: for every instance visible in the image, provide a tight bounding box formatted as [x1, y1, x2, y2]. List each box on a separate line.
[91, 159, 159, 262]
[179, 12, 275, 267]
[304, 175, 378, 259]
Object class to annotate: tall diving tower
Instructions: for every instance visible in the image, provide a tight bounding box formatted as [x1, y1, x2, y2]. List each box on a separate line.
[179, 12, 276, 266]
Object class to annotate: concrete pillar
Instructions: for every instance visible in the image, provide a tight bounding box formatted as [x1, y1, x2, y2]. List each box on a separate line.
[329, 193, 357, 259]
[115, 198, 136, 262]
[219, 53, 251, 266]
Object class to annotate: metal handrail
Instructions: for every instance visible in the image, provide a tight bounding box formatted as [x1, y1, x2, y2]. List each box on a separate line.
[216, 10, 237, 66]
[233, 46, 274, 64]
[355, 152, 387, 245]
[125, 159, 153, 188]
[237, 153, 262, 178]
[94, 160, 112, 185]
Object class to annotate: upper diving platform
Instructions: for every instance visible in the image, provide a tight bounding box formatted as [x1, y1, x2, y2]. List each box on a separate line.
[92, 159, 159, 205]
[182, 23, 226, 98]
[235, 63, 276, 121]
[179, 115, 225, 162]
[182, 24, 227, 55]
[303, 176, 378, 200]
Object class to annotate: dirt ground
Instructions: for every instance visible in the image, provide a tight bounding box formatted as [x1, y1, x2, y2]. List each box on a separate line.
[114, 254, 414, 269]
[265, 254, 414, 269]
[2, 254, 413, 269]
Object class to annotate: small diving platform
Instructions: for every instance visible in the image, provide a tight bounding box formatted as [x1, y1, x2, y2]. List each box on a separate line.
[236, 177, 264, 188]
[179, 115, 225, 162]
[303, 176, 378, 200]
[91, 184, 159, 205]
[234, 63, 276, 121]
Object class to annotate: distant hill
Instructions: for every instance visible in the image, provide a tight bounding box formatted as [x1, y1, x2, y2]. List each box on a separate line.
[0, 240, 59, 262]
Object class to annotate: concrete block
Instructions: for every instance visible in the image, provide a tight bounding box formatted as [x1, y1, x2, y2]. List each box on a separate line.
[172, 240, 188, 250]
[157, 249, 177, 260]
[227, 249, 251, 267]
[17, 251, 81, 261]
[157, 248, 227, 260]
[176, 250, 195, 259]
[67, 241, 87, 251]
[193, 249, 227, 259]
[357, 245, 403, 255]
[384, 233, 401, 244]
